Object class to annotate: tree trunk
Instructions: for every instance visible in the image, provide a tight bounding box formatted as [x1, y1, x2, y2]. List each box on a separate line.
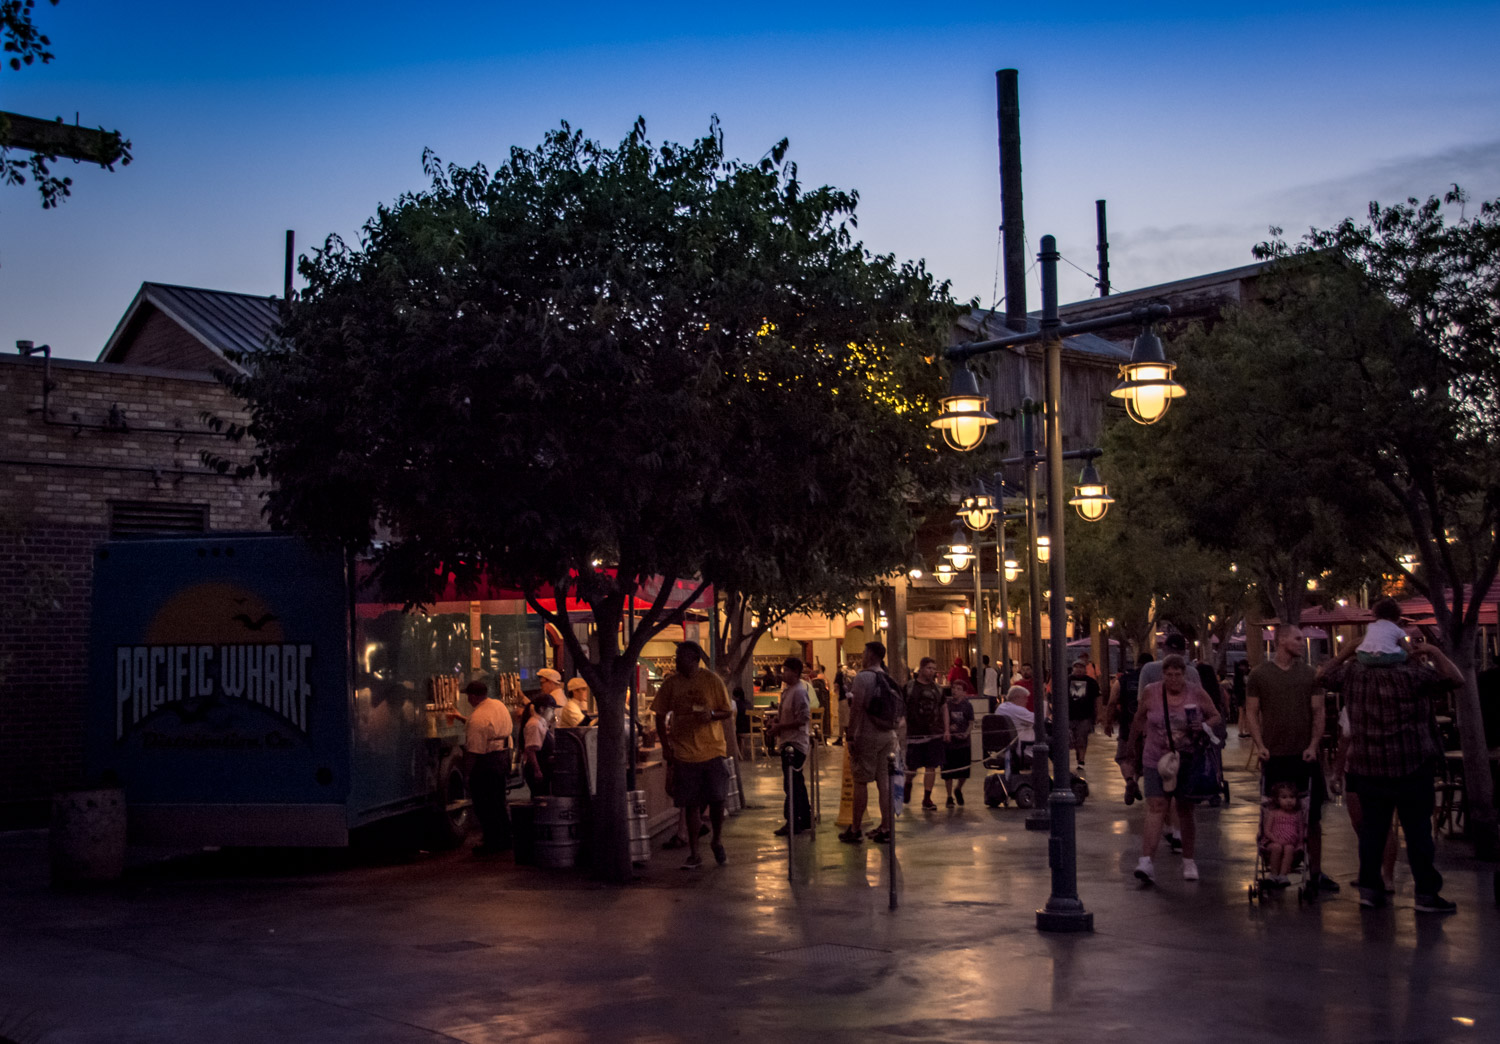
[1448, 636, 1499, 858]
[590, 656, 633, 884]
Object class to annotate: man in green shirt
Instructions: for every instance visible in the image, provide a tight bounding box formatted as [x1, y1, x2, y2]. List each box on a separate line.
[1246, 626, 1336, 893]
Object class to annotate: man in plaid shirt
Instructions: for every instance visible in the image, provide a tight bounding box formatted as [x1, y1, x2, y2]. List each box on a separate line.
[1319, 636, 1464, 912]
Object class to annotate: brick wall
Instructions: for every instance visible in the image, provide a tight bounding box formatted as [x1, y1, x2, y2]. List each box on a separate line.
[0, 354, 271, 824]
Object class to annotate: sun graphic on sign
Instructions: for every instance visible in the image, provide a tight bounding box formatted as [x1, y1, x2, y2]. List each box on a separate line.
[145, 583, 284, 645]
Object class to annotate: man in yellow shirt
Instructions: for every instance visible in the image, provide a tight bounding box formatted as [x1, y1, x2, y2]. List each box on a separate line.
[651, 641, 733, 870]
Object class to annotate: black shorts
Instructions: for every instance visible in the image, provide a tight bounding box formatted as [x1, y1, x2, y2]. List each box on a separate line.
[906, 737, 946, 769]
[1263, 755, 1327, 824]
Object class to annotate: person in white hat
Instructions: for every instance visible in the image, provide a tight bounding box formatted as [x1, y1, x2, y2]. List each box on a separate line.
[559, 677, 593, 728]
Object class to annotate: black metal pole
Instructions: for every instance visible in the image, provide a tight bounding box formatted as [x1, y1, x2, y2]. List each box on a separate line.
[1036, 235, 1093, 933]
[997, 69, 1027, 332]
[1095, 200, 1110, 297]
[994, 478, 1011, 695]
[1022, 401, 1051, 832]
[284, 230, 295, 305]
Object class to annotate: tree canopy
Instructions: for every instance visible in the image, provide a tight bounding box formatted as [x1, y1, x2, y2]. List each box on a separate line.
[218, 119, 971, 878]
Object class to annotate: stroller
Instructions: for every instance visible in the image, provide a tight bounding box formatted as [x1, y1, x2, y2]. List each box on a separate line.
[1248, 766, 1312, 904]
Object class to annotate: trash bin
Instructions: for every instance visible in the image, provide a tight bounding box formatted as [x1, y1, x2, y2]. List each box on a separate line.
[50, 786, 126, 885]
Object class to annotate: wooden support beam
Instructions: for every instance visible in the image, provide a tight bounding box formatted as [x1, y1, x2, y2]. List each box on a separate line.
[1, 111, 127, 165]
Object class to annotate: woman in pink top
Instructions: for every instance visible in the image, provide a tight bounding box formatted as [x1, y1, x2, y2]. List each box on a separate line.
[1128, 654, 1222, 885]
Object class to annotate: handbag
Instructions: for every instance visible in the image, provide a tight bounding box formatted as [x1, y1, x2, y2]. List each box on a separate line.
[1156, 687, 1181, 794]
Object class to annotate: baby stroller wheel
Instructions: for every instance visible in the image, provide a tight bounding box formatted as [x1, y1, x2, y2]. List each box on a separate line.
[1071, 774, 1089, 804]
[1248, 882, 1258, 902]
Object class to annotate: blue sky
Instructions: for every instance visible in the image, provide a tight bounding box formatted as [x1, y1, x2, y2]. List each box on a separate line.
[4, 1, 1499, 359]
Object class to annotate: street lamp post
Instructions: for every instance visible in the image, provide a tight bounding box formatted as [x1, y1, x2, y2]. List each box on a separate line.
[932, 235, 1176, 935]
[1020, 403, 1051, 832]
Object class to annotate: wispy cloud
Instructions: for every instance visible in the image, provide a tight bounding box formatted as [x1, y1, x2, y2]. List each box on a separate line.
[1265, 138, 1500, 230]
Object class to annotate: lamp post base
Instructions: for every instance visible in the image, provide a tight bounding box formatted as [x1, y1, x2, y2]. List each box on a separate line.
[1024, 811, 1051, 830]
[1036, 904, 1094, 933]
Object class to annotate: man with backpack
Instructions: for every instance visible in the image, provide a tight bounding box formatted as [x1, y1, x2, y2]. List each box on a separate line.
[1105, 653, 1151, 805]
[841, 641, 902, 844]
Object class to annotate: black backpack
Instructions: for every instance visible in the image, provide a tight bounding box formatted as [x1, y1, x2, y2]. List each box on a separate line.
[1119, 668, 1140, 718]
[863, 669, 903, 731]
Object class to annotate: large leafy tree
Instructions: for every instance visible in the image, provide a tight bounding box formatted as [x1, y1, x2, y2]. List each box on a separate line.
[1255, 189, 1500, 853]
[218, 120, 967, 880]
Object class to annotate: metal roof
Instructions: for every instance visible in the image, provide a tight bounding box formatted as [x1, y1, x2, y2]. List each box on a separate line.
[99, 282, 282, 369]
[955, 308, 1130, 362]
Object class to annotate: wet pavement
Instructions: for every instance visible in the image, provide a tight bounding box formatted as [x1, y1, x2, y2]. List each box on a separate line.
[1, 733, 1497, 1043]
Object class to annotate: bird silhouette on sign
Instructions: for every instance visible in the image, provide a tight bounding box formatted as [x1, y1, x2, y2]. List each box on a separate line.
[232, 612, 280, 631]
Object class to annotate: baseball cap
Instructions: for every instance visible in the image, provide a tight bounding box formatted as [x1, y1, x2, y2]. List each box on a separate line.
[532, 692, 559, 710]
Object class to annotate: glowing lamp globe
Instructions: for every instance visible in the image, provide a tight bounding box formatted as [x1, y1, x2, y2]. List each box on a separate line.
[958, 491, 998, 531]
[1110, 327, 1185, 425]
[1036, 535, 1051, 564]
[930, 366, 998, 451]
[934, 563, 955, 585]
[1068, 460, 1115, 522]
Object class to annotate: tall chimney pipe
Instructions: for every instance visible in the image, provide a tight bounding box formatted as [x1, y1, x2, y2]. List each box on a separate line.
[997, 70, 1027, 332]
[283, 230, 295, 305]
[1095, 200, 1110, 297]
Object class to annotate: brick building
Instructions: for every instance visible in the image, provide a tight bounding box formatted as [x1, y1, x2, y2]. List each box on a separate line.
[0, 284, 274, 824]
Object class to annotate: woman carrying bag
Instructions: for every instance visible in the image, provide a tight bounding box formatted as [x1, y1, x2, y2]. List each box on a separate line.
[1129, 654, 1223, 885]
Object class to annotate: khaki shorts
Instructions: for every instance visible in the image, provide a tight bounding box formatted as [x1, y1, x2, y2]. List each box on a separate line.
[851, 730, 898, 785]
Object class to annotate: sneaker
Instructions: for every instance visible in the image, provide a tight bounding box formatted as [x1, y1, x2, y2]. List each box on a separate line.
[1358, 887, 1388, 908]
[710, 841, 727, 866]
[773, 824, 790, 837]
[1414, 893, 1457, 914]
[1182, 859, 1200, 881]
[868, 826, 893, 844]
[682, 855, 703, 871]
[922, 797, 938, 810]
[945, 796, 956, 808]
[1267, 875, 1290, 888]
[955, 789, 965, 806]
[1124, 780, 1141, 806]
[1134, 857, 1155, 885]
[838, 828, 863, 844]
[1167, 833, 1183, 854]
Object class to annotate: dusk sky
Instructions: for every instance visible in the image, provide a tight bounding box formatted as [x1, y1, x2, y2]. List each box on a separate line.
[3, 1, 1498, 360]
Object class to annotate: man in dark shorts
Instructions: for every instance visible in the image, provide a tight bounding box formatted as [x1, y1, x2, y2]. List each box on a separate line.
[652, 642, 733, 870]
[1067, 658, 1101, 773]
[1104, 652, 1150, 804]
[1246, 625, 1336, 894]
[903, 657, 946, 810]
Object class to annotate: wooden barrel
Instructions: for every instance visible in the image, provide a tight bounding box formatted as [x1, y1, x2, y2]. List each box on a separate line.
[50, 787, 126, 885]
[533, 795, 581, 869]
[627, 789, 650, 863]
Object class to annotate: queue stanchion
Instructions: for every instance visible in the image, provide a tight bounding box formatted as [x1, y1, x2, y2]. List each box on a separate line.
[783, 745, 795, 882]
[811, 741, 821, 834]
[887, 751, 898, 910]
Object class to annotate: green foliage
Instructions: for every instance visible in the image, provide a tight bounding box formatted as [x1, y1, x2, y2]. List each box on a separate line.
[218, 119, 969, 878]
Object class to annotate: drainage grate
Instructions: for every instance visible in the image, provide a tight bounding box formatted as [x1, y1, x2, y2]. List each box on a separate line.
[762, 944, 890, 964]
[415, 940, 492, 953]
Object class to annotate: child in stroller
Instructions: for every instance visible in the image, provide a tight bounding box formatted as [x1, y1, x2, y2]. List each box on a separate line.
[1250, 777, 1310, 901]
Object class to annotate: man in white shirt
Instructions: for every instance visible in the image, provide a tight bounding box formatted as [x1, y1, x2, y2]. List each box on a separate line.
[559, 677, 592, 728]
[454, 680, 514, 855]
[981, 655, 1001, 712]
[768, 657, 812, 837]
[995, 685, 1036, 744]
